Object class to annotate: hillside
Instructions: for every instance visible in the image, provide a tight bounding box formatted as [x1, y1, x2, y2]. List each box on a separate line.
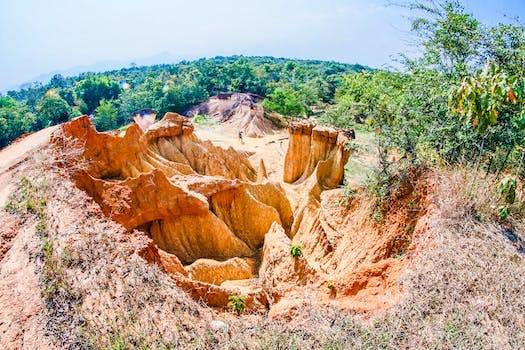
[1, 112, 524, 349]
[186, 92, 286, 137]
[2, 1, 525, 349]
[1, 56, 367, 148]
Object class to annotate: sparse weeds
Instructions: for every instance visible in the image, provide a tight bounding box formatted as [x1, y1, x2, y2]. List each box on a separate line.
[41, 237, 74, 302]
[6, 172, 89, 347]
[337, 181, 356, 206]
[227, 294, 246, 315]
[192, 114, 215, 126]
[5, 143, 525, 349]
[394, 253, 405, 260]
[6, 176, 47, 220]
[364, 162, 394, 223]
[5, 176, 72, 302]
[5, 175, 49, 236]
[439, 167, 525, 223]
[497, 176, 517, 221]
[327, 281, 335, 290]
[103, 335, 128, 350]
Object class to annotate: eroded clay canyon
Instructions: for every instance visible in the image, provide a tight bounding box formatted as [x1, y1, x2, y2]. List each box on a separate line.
[52, 112, 428, 316]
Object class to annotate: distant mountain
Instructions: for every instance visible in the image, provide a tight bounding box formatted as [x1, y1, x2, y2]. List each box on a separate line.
[3, 52, 190, 93]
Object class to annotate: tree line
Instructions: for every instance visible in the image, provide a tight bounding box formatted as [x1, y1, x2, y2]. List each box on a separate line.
[0, 56, 366, 147]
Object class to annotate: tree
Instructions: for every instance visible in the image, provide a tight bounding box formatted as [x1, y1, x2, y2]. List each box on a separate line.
[48, 74, 68, 89]
[263, 85, 307, 118]
[159, 78, 208, 115]
[36, 90, 72, 128]
[117, 77, 164, 125]
[451, 62, 525, 175]
[485, 24, 525, 76]
[94, 99, 119, 131]
[0, 97, 36, 147]
[2, 56, 363, 147]
[0, 96, 17, 109]
[76, 76, 121, 113]
[406, 0, 483, 76]
[322, 71, 406, 128]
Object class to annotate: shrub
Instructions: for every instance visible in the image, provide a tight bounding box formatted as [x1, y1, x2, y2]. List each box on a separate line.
[191, 114, 214, 126]
[498, 176, 517, 205]
[228, 294, 246, 315]
[290, 244, 303, 258]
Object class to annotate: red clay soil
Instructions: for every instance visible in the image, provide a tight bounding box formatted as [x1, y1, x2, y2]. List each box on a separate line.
[49, 113, 433, 317]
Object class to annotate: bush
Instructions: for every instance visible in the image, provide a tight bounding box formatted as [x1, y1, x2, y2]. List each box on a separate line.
[497, 176, 518, 220]
[290, 244, 303, 258]
[191, 114, 214, 126]
[227, 295, 246, 315]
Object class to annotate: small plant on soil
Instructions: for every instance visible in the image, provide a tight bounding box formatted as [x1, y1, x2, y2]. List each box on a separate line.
[497, 176, 517, 221]
[227, 295, 246, 315]
[290, 244, 303, 258]
[192, 114, 215, 126]
[337, 182, 356, 206]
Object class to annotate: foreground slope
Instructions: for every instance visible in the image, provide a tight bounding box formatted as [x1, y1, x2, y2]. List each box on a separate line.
[0, 116, 524, 349]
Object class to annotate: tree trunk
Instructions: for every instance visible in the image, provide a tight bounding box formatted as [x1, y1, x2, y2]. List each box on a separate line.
[495, 146, 513, 180]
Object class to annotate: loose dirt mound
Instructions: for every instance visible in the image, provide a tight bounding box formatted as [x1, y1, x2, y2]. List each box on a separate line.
[186, 93, 282, 137]
[52, 113, 431, 315]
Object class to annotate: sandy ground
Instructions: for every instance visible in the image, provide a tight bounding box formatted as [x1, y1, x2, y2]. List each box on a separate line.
[194, 125, 310, 209]
[0, 126, 58, 208]
[195, 125, 289, 183]
[194, 124, 376, 210]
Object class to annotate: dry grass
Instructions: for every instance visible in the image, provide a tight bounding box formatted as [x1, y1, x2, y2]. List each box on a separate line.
[5, 144, 525, 349]
[361, 167, 525, 349]
[38, 169, 215, 349]
[226, 167, 525, 349]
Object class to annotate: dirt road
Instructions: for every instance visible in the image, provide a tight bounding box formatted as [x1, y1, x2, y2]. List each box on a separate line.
[0, 126, 58, 207]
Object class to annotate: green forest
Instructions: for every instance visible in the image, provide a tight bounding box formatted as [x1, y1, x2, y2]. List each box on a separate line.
[320, 0, 525, 222]
[2, 0, 524, 186]
[0, 56, 366, 146]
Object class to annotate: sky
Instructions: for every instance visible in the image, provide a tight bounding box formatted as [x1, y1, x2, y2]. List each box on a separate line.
[1, 0, 524, 91]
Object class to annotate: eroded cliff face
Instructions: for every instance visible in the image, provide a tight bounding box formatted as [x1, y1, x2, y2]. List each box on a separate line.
[55, 114, 428, 315]
[186, 93, 282, 138]
[283, 121, 354, 188]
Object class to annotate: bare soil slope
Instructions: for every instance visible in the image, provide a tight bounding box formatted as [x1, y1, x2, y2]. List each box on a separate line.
[186, 93, 282, 137]
[47, 113, 428, 316]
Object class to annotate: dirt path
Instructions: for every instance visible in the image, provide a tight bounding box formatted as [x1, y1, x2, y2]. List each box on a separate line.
[0, 126, 58, 207]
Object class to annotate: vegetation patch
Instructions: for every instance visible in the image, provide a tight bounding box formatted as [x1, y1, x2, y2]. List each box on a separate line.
[227, 294, 246, 315]
[289, 244, 303, 258]
[191, 114, 215, 126]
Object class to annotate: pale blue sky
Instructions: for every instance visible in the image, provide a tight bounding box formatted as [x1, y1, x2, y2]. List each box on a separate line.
[1, 0, 524, 91]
